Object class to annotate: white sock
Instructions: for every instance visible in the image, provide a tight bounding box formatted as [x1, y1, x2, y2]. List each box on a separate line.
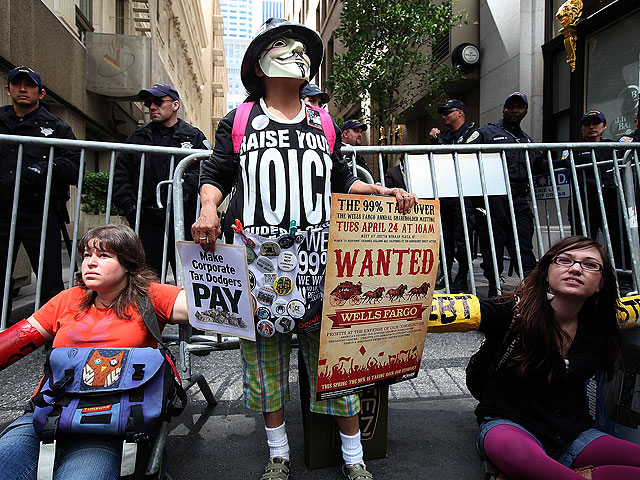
[340, 430, 364, 465]
[265, 423, 290, 460]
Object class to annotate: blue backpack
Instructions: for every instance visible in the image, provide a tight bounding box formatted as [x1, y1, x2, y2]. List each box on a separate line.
[31, 298, 186, 479]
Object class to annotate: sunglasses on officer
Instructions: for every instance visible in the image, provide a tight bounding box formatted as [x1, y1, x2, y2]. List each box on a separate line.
[143, 97, 175, 108]
[442, 109, 459, 116]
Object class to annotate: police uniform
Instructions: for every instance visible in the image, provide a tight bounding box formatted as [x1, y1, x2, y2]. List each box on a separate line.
[0, 104, 79, 307]
[467, 120, 544, 286]
[433, 122, 476, 292]
[113, 118, 208, 276]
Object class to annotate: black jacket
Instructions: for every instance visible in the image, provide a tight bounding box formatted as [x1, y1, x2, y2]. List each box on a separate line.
[475, 299, 606, 459]
[467, 120, 546, 186]
[0, 104, 79, 210]
[431, 122, 475, 145]
[113, 119, 207, 216]
[558, 138, 615, 188]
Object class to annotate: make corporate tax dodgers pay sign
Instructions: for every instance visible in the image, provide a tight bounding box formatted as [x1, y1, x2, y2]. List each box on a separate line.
[177, 242, 255, 341]
[316, 194, 440, 400]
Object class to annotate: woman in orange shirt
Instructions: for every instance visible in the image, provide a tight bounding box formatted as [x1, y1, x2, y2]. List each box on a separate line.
[0, 224, 189, 479]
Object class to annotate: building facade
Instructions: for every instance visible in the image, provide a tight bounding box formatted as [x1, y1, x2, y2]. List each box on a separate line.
[0, 0, 226, 158]
[543, 0, 640, 142]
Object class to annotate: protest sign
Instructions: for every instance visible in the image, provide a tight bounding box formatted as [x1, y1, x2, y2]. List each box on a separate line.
[177, 241, 255, 341]
[316, 194, 440, 400]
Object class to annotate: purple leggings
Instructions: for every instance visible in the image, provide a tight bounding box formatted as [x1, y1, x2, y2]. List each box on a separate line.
[484, 425, 640, 479]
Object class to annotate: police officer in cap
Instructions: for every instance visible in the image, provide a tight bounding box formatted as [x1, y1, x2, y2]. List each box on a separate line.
[301, 83, 330, 109]
[467, 92, 545, 296]
[430, 99, 476, 293]
[561, 110, 632, 294]
[113, 82, 209, 278]
[0, 66, 80, 312]
[342, 118, 375, 182]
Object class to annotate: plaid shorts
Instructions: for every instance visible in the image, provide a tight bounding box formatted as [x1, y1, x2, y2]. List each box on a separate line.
[240, 330, 360, 416]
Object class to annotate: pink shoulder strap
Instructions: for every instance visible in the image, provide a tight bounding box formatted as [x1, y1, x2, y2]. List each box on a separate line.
[310, 106, 336, 154]
[232, 102, 254, 154]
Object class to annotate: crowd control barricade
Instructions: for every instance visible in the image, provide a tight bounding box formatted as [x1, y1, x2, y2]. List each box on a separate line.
[0, 133, 209, 326]
[349, 142, 640, 296]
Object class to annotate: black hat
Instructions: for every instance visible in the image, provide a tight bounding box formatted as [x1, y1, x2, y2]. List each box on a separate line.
[138, 83, 180, 101]
[301, 83, 330, 104]
[241, 18, 323, 96]
[342, 119, 368, 132]
[7, 66, 43, 90]
[504, 92, 528, 107]
[580, 110, 607, 125]
[437, 99, 466, 114]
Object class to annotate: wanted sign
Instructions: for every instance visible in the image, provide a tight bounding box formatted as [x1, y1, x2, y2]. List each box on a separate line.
[316, 194, 440, 399]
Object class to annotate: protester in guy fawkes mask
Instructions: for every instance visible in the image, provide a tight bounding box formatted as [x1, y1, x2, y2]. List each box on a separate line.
[192, 17, 417, 480]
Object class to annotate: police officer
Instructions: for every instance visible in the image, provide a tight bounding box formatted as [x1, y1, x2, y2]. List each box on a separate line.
[467, 92, 544, 296]
[301, 83, 329, 109]
[342, 118, 375, 181]
[113, 83, 209, 277]
[0, 66, 80, 311]
[430, 99, 476, 293]
[563, 110, 632, 293]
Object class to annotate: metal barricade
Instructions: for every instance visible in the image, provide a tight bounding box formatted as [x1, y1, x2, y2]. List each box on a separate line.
[170, 141, 640, 384]
[0, 133, 208, 330]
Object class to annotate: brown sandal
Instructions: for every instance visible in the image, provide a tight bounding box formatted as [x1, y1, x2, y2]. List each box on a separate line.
[574, 465, 594, 479]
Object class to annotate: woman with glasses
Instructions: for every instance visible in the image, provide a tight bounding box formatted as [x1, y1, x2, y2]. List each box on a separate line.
[472, 235, 640, 479]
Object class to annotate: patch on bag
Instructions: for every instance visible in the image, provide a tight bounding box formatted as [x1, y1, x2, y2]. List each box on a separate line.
[82, 404, 113, 414]
[82, 349, 127, 389]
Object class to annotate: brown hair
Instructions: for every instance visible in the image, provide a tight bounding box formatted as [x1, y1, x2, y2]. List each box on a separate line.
[500, 235, 621, 382]
[75, 224, 158, 319]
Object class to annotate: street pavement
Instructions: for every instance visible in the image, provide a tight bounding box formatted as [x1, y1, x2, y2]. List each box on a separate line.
[1, 265, 514, 479]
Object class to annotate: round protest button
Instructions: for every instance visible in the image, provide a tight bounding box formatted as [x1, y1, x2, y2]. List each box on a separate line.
[252, 114, 269, 131]
[278, 235, 294, 249]
[248, 270, 257, 291]
[255, 306, 271, 321]
[261, 241, 281, 257]
[275, 316, 295, 334]
[257, 286, 276, 305]
[272, 299, 288, 317]
[256, 256, 276, 273]
[273, 276, 294, 296]
[256, 319, 275, 337]
[286, 299, 305, 319]
[277, 251, 297, 271]
[245, 247, 257, 265]
[250, 294, 257, 313]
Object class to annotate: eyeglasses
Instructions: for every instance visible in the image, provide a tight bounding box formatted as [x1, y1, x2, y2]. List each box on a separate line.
[144, 98, 174, 108]
[552, 256, 603, 272]
[442, 109, 459, 116]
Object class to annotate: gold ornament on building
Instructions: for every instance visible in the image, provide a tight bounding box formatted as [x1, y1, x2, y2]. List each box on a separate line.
[556, 0, 583, 73]
[395, 125, 403, 145]
[378, 126, 387, 146]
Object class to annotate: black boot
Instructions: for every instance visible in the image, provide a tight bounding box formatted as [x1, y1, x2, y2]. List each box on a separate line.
[450, 272, 468, 294]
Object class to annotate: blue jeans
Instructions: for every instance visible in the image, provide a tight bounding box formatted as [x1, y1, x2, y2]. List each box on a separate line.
[0, 413, 121, 480]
